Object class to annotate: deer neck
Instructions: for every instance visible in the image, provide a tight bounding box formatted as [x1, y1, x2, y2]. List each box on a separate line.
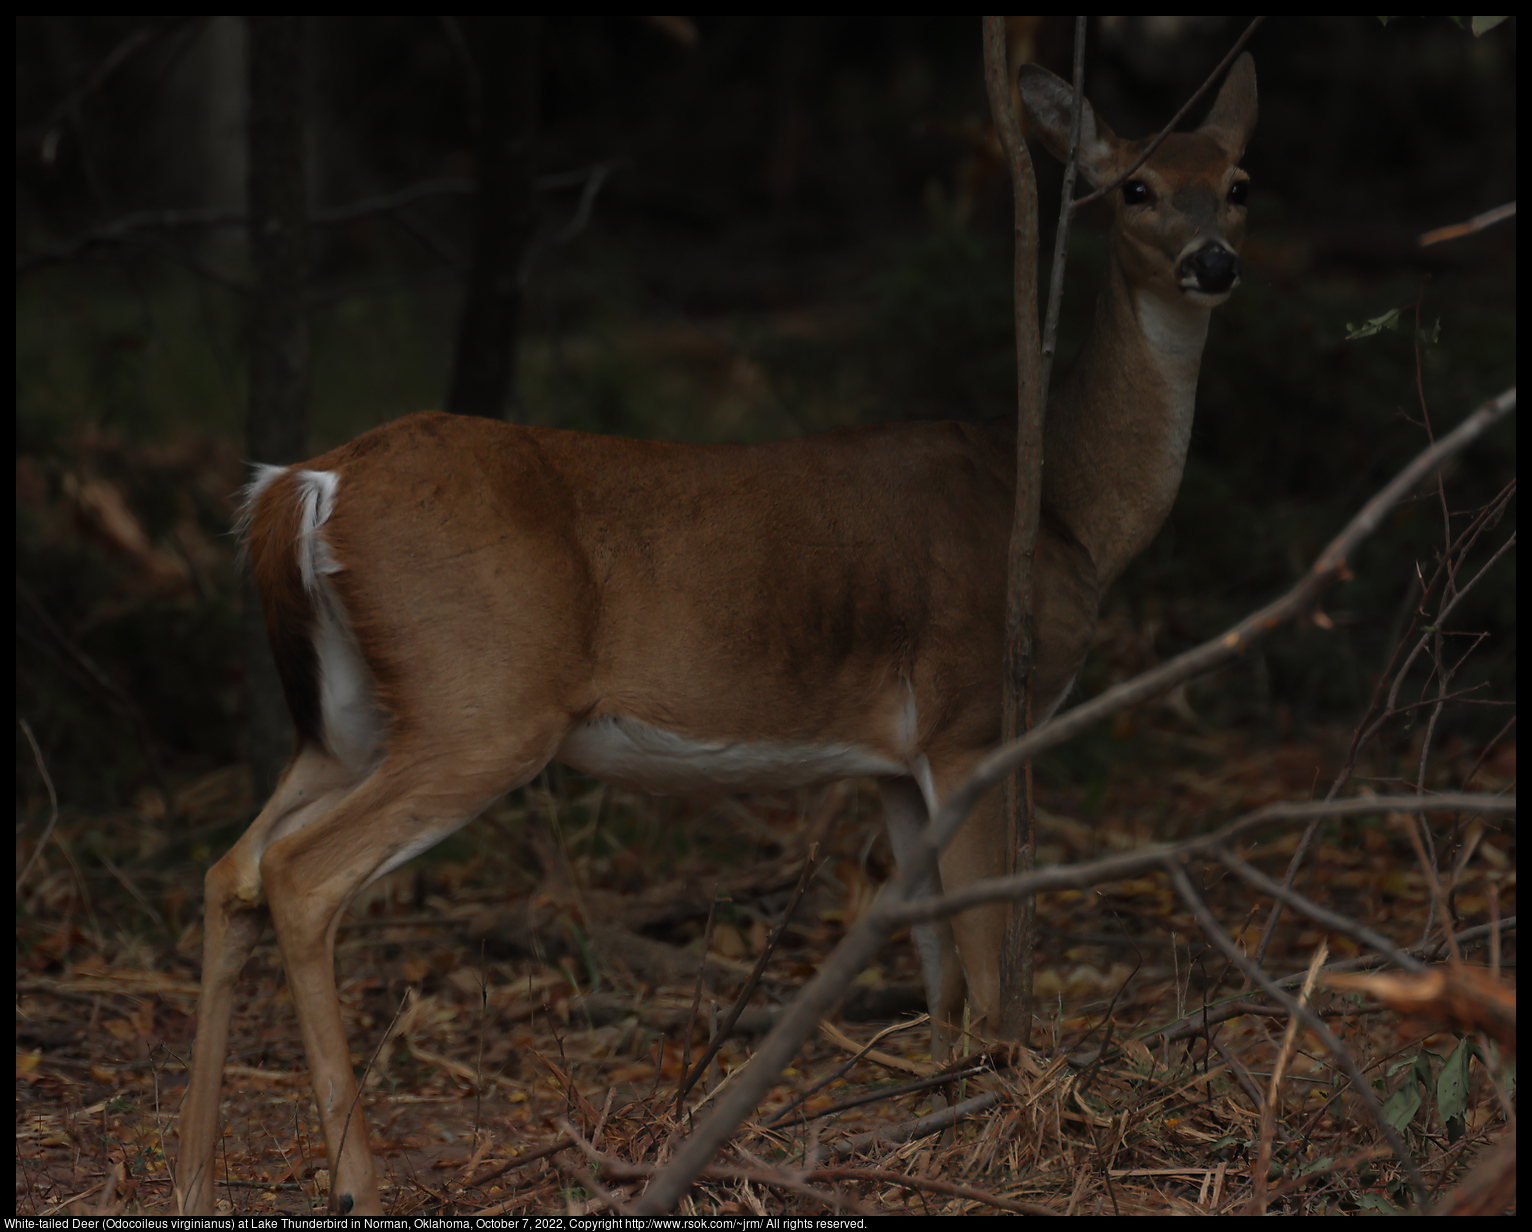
[1041, 254, 1212, 594]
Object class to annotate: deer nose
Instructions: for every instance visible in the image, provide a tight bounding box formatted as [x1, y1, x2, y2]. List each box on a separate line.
[1179, 244, 1241, 295]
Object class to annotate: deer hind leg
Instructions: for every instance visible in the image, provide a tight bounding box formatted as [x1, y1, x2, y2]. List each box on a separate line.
[176, 744, 358, 1215]
[255, 734, 556, 1216]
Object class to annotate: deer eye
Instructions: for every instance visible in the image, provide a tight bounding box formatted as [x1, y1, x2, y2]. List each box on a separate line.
[1122, 180, 1149, 205]
[1228, 180, 1249, 206]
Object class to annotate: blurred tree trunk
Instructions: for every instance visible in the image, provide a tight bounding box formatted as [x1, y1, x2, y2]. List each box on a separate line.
[445, 16, 541, 422]
[243, 15, 309, 797]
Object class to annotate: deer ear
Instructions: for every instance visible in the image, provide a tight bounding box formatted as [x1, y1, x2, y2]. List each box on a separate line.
[1199, 52, 1258, 158]
[1017, 62, 1119, 188]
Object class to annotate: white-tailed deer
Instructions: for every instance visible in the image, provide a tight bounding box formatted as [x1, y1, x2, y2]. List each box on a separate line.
[176, 55, 1255, 1215]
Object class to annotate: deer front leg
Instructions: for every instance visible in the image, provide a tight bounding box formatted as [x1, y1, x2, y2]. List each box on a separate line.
[879, 777, 967, 1063]
[938, 784, 1011, 1044]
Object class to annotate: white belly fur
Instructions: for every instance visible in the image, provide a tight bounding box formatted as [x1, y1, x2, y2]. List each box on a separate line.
[556, 713, 903, 795]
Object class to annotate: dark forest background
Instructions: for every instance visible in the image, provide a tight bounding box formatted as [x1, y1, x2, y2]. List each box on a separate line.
[17, 17, 1516, 813]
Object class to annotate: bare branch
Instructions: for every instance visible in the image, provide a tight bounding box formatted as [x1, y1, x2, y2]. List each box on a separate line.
[896, 793, 1512, 926]
[17, 162, 625, 278]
